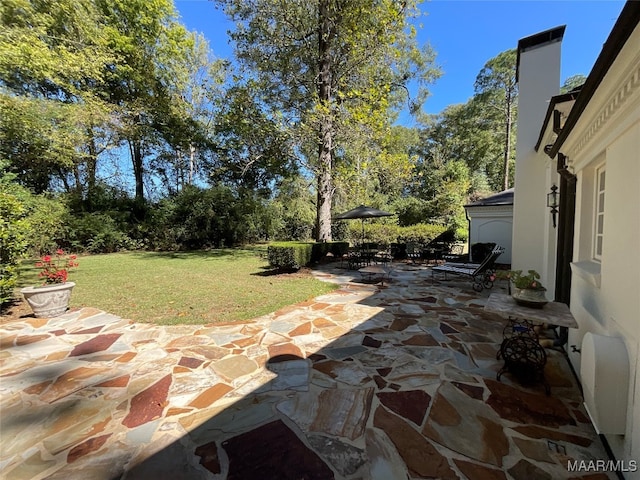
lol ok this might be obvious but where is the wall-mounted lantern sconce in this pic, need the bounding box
[547,184,559,228]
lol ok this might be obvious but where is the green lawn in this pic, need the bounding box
[17,248,339,325]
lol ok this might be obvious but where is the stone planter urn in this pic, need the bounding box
[21,282,75,318]
[512,285,548,308]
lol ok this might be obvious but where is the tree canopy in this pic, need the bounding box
[560,74,587,93]
[2,1,553,261]
[1,0,228,210]
[473,48,518,191]
[215,0,440,240]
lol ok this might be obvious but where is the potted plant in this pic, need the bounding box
[498,269,548,308]
[21,249,79,318]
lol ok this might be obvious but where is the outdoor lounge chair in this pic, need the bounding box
[431,245,505,292]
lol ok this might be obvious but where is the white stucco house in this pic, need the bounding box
[511,2,639,475]
[464,189,513,264]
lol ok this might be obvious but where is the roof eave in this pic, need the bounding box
[547,1,640,158]
[534,91,581,152]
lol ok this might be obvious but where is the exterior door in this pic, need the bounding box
[554,172,577,305]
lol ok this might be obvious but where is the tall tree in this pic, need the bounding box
[2,0,239,222]
[0,0,114,193]
[95,0,198,210]
[411,115,473,228]
[0,0,112,99]
[215,0,439,240]
[150,35,228,195]
[473,49,518,191]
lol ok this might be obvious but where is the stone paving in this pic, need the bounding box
[0,262,614,479]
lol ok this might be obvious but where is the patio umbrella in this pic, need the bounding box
[333,205,394,245]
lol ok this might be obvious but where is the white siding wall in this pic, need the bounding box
[564,25,640,473]
[467,207,513,264]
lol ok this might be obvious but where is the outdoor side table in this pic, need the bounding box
[484,293,578,330]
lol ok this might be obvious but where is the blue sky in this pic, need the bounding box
[175,0,625,126]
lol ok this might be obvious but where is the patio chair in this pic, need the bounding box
[422,229,456,264]
[346,248,369,270]
[406,243,423,264]
[431,245,505,292]
[374,245,392,265]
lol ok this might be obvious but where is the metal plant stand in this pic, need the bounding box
[485,293,579,396]
[497,318,550,395]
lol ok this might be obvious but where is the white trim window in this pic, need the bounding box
[593,165,605,261]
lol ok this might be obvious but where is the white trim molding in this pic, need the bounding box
[572,61,640,158]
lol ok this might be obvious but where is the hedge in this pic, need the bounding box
[267,241,349,270]
[267,242,312,270]
[346,222,450,246]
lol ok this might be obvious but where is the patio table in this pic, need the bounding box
[358,265,392,285]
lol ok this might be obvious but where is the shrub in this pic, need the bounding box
[455,227,469,242]
[271,177,316,241]
[268,241,353,270]
[22,194,69,256]
[354,222,447,246]
[234,194,281,244]
[330,221,348,241]
[345,221,399,246]
[66,212,133,253]
[397,223,448,243]
[267,242,314,270]
[393,196,431,227]
[0,184,31,304]
[149,185,236,249]
[148,185,281,250]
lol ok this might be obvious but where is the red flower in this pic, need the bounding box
[34,250,79,285]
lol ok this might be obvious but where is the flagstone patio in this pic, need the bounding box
[0,262,614,479]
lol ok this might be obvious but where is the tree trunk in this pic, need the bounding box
[316,0,333,241]
[176,149,185,192]
[128,138,146,219]
[189,143,196,185]
[130,140,144,202]
[85,130,98,210]
[317,118,333,241]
